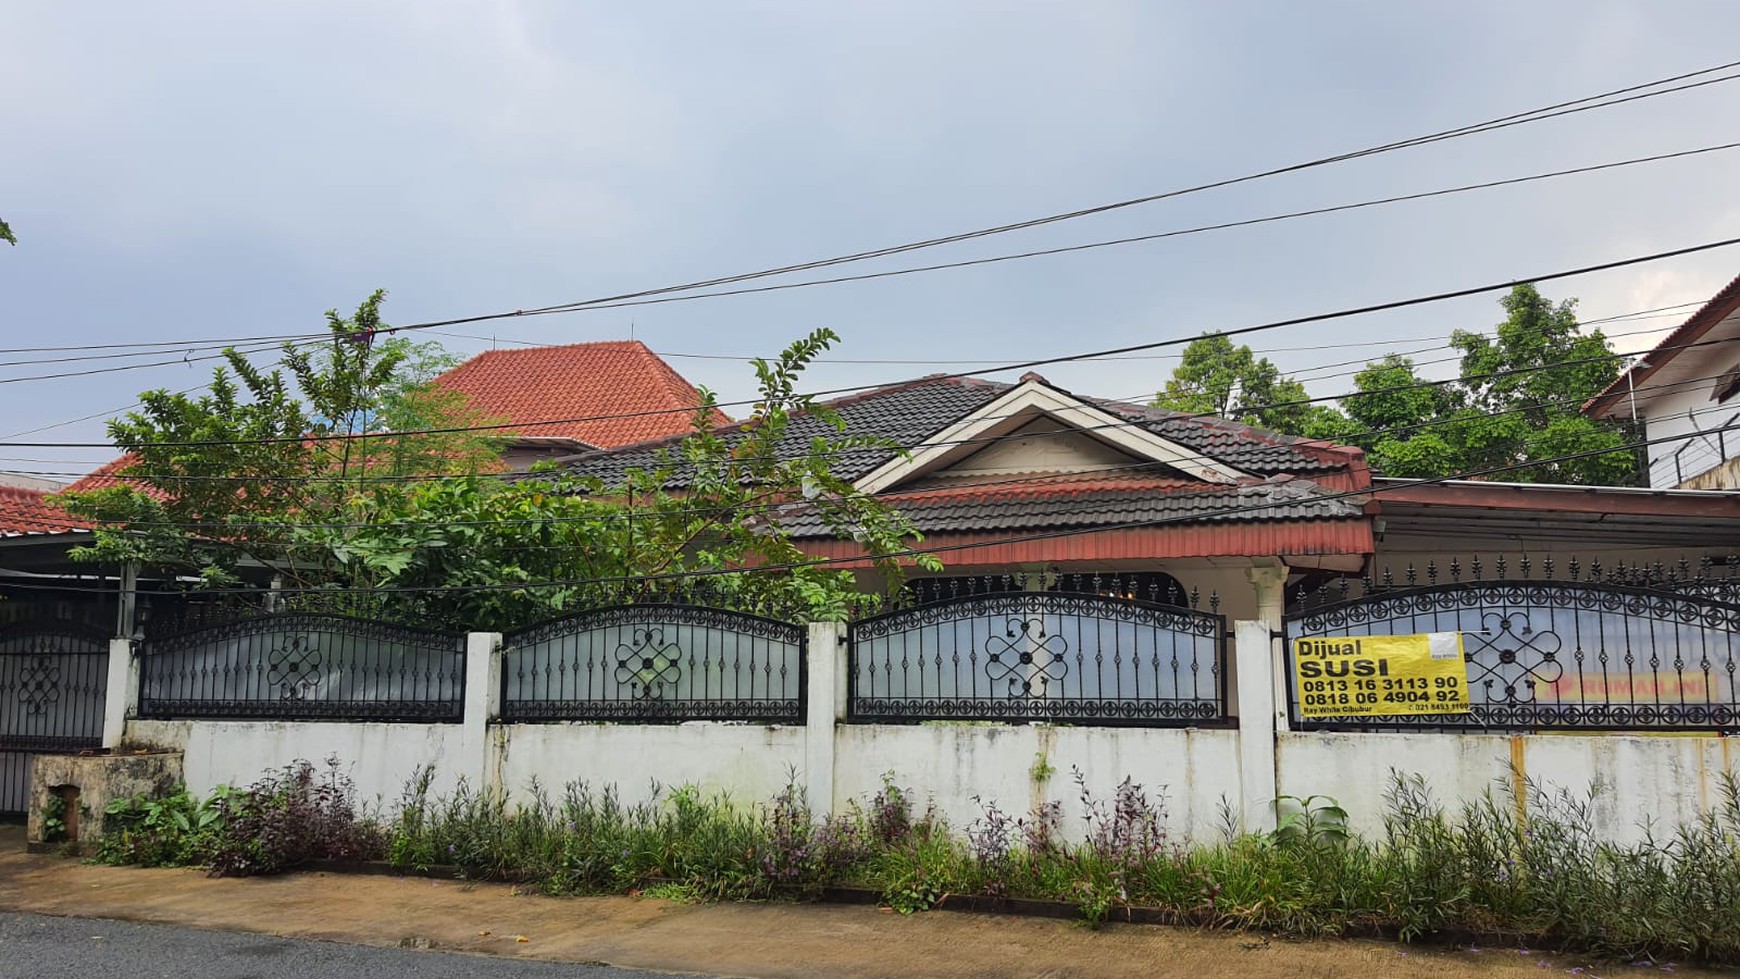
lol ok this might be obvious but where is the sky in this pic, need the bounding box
[3,0,1739,482]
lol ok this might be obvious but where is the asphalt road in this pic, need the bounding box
[0,911,699,979]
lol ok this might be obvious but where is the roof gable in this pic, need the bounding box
[1585,270,1740,418]
[855,375,1247,494]
[433,340,727,448]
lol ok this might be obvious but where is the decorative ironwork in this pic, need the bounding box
[849,579,1227,726]
[502,604,806,723]
[138,614,465,722]
[1285,557,1740,732]
[0,624,110,814]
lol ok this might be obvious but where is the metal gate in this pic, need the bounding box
[0,624,110,815]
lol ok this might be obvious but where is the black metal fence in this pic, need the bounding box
[848,577,1227,726]
[139,614,466,722]
[0,623,111,815]
[1285,557,1740,732]
[501,605,806,723]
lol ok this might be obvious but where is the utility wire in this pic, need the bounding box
[3,63,1735,360]
[10,232,1736,450]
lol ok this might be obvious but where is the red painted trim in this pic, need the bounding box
[800,520,1375,569]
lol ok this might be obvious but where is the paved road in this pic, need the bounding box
[0,911,698,979]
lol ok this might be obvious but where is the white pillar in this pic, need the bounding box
[1232,619,1278,833]
[101,638,138,748]
[1246,564,1289,734]
[461,632,502,794]
[805,620,845,818]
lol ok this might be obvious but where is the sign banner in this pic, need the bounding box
[1292,632,1470,717]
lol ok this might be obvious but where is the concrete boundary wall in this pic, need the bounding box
[112,621,1740,843]
[1278,731,1740,845]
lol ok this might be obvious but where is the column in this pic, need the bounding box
[1238,563,1289,833]
[101,638,139,748]
[462,632,503,794]
[805,620,845,818]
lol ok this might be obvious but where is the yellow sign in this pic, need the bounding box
[1292,633,1470,717]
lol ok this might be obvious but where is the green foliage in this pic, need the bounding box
[1153,334,1336,435]
[57,291,506,583]
[0,217,14,245]
[1156,285,1639,485]
[267,328,939,628]
[59,316,934,628]
[97,757,1740,963]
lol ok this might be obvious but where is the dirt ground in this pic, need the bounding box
[0,826,1708,979]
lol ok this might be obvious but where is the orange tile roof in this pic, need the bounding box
[61,453,145,496]
[0,486,90,537]
[433,340,728,448]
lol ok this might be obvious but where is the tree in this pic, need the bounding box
[275,328,942,629]
[57,291,506,582]
[1152,334,1330,434]
[60,313,937,628]
[1304,285,1636,484]
[0,218,14,245]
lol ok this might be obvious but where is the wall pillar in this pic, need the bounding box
[805,620,845,818]
[1246,564,1289,734]
[462,632,502,794]
[1232,620,1277,832]
[101,638,138,749]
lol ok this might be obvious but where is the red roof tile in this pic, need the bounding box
[61,453,146,496]
[433,341,728,448]
[1584,270,1740,418]
[0,486,89,537]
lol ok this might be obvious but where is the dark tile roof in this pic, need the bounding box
[778,474,1362,537]
[555,374,1354,488]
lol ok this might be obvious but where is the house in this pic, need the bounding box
[432,340,729,469]
[1583,271,1740,489]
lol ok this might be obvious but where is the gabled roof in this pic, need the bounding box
[558,373,1354,488]
[0,486,89,538]
[555,373,1371,541]
[61,454,146,496]
[434,340,728,448]
[1584,270,1740,418]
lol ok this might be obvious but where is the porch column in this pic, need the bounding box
[805,620,845,818]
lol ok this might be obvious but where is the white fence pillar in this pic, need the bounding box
[101,637,138,748]
[806,620,845,817]
[1232,619,1278,833]
[1246,564,1289,735]
[462,632,502,794]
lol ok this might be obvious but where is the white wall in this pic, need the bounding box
[127,718,469,809]
[491,722,806,807]
[1277,731,1740,845]
[834,723,1243,843]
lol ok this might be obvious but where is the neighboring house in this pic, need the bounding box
[0,485,106,626]
[433,340,729,468]
[1584,271,1740,490]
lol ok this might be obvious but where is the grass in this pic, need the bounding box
[92,761,1740,965]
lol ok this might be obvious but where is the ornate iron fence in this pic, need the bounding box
[1285,557,1740,731]
[0,623,111,815]
[139,614,466,722]
[501,605,806,723]
[848,579,1227,725]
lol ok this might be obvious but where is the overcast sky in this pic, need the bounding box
[4,1,1739,480]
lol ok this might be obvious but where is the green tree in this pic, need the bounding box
[0,218,14,245]
[271,328,941,628]
[1306,285,1636,483]
[57,291,505,582]
[1152,333,1328,434]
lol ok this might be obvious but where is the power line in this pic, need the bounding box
[4,63,1736,361]
[9,232,1736,450]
